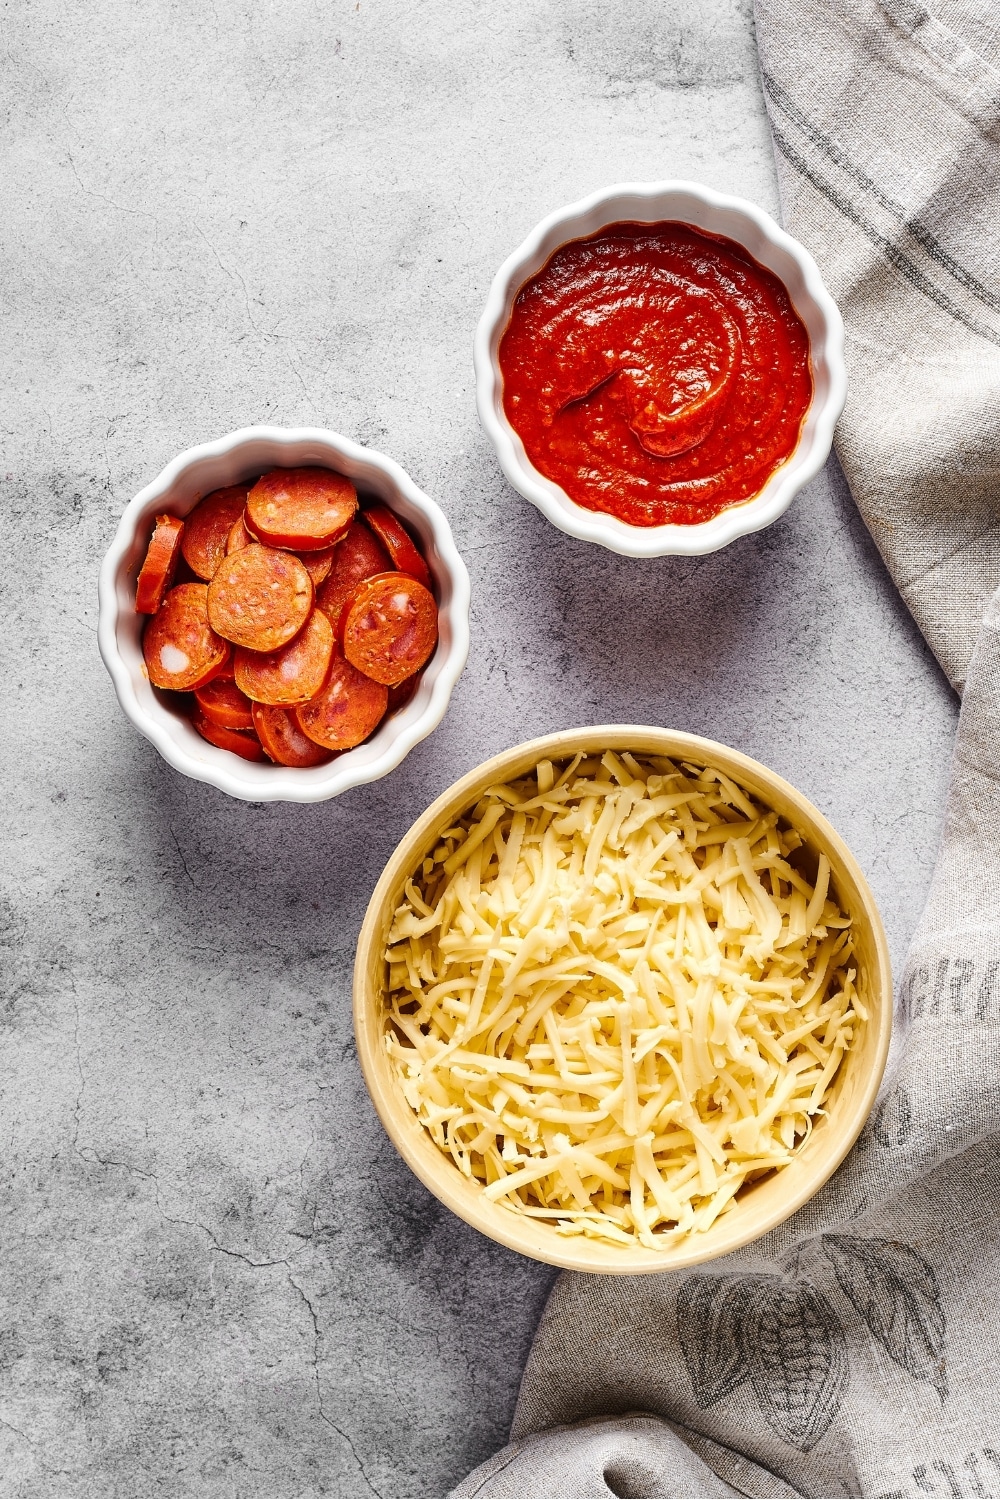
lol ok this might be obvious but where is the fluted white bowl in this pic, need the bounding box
[474,180,846,558]
[98,426,470,802]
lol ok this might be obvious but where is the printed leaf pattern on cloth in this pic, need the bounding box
[676,1236,948,1452]
[677,1273,848,1451]
[676,1276,746,1407]
[822,1235,948,1399]
[743,1278,849,1453]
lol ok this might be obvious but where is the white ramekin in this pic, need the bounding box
[474,181,846,558]
[98,426,471,803]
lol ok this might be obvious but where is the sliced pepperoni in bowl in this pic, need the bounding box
[247,467,358,551]
[103,432,468,798]
[316,521,392,632]
[207,544,314,652]
[386,673,422,716]
[143,583,231,691]
[252,702,335,767]
[298,546,337,587]
[361,505,433,590]
[295,649,389,750]
[181,486,249,580]
[136,514,185,614]
[192,712,267,761]
[340,572,439,687]
[226,516,253,555]
[234,608,334,706]
[194,675,256,731]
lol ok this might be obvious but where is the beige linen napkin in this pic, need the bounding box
[758,0,1000,694]
[452,2,1000,1494]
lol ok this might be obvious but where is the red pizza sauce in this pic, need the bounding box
[498,221,813,527]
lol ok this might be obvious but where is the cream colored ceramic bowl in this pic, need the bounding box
[354,726,891,1274]
[98,426,470,803]
[474,181,846,558]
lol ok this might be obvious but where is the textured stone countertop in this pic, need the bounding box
[1,0,957,1494]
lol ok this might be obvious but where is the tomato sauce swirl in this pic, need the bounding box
[498,222,813,527]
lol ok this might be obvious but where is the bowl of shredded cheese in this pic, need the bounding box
[354,728,891,1272]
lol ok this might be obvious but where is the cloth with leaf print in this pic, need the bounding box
[452,0,1000,1496]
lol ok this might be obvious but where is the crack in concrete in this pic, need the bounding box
[193,222,262,337]
[70,1141,298,1271]
[71,988,85,1155]
[66,153,156,223]
[169,826,198,892]
[0,1414,35,1449]
[287,1272,378,1497]
[282,350,317,414]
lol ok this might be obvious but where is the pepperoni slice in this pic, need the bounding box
[361,506,432,589]
[212,652,236,680]
[226,516,252,554]
[246,467,358,551]
[295,649,388,749]
[315,520,391,631]
[143,583,230,690]
[298,546,336,587]
[387,673,421,715]
[340,571,438,686]
[187,660,231,690]
[194,676,255,731]
[185,648,234,690]
[227,513,332,583]
[207,544,313,651]
[136,514,185,613]
[252,702,334,767]
[180,487,249,580]
[192,713,266,761]
[234,608,334,705]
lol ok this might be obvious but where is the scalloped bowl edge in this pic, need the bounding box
[97,426,471,803]
[474,181,847,558]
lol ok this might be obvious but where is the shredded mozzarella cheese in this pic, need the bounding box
[383,752,865,1249]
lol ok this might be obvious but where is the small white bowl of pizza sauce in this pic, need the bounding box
[98,426,470,803]
[474,180,846,558]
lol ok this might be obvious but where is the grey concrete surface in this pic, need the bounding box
[0,0,958,1495]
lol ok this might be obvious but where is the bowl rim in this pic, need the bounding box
[97,424,471,803]
[354,725,892,1274]
[473,179,847,558]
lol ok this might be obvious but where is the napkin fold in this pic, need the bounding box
[452,1,1000,1494]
